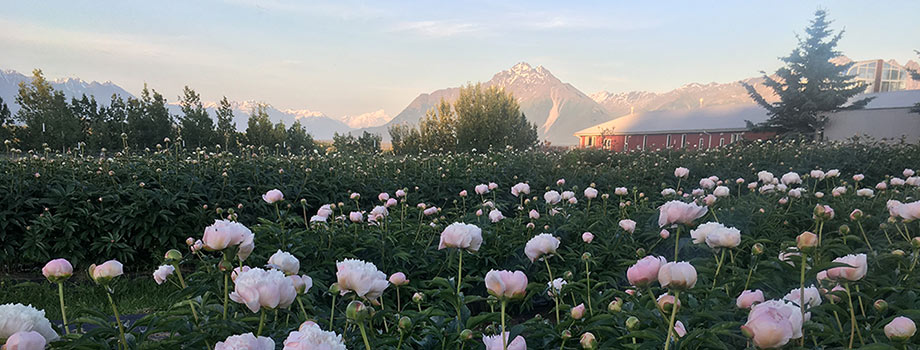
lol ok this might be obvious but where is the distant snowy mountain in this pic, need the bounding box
[338,109,392,128]
[0,69,135,115]
[0,68,350,140]
[589,78,778,118]
[367,62,612,145]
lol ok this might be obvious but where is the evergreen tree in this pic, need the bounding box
[215,96,237,148]
[743,10,870,138]
[0,96,12,142]
[0,96,10,126]
[285,120,315,152]
[70,94,101,149]
[178,86,216,148]
[15,69,82,150]
[244,103,276,147]
[103,94,129,150]
[126,85,175,148]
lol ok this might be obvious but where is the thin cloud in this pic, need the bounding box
[390,20,482,38]
[222,0,391,20]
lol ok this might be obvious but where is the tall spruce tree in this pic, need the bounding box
[178,86,216,148]
[0,96,10,126]
[244,103,276,147]
[126,85,175,148]
[743,10,870,138]
[215,96,237,148]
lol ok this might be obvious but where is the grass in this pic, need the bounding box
[0,275,174,321]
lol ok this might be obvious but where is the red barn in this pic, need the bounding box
[574,105,775,151]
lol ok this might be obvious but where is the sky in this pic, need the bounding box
[1,0,918,119]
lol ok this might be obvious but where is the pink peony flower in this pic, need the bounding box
[2,331,47,350]
[627,255,667,287]
[884,316,917,341]
[619,219,637,233]
[482,332,526,350]
[658,200,708,227]
[388,272,409,286]
[524,233,560,262]
[658,261,697,290]
[438,223,483,252]
[42,259,73,282]
[215,333,275,350]
[736,290,765,309]
[826,254,867,281]
[335,259,389,300]
[262,189,284,204]
[581,232,594,243]
[229,268,297,312]
[484,270,528,300]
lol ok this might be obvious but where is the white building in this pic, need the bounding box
[824,90,920,143]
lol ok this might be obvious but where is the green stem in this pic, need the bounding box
[856,221,873,252]
[297,297,308,322]
[223,273,229,320]
[396,287,402,313]
[58,282,69,334]
[107,292,128,350]
[457,251,463,295]
[711,249,727,290]
[743,255,758,290]
[673,226,681,261]
[329,293,337,329]
[845,283,856,349]
[663,291,680,350]
[358,322,372,350]
[501,299,508,350]
[799,251,807,346]
[585,258,593,316]
[257,309,266,337]
[544,257,558,323]
[173,263,187,289]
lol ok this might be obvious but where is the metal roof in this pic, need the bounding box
[575,90,920,136]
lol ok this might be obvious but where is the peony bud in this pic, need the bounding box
[874,299,888,312]
[580,332,597,349]
[752,243,765,255]
[571,303,586,320]
[165,249,183,261]
[796,232,818,251]
[459,329,473,341]
[626,316,640,330]
[412,292,425,304]
[561,329,573,340]
[399,316,413,332]
[346,300,368,321]
[608,298,623,313]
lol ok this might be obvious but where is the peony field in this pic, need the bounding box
[2,139,920,349]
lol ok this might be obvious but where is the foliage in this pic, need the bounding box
[744,10,871,138]
[178,86,217,148]
[332,131,381,154]
[389,84,538,155]
[4,139,920,349]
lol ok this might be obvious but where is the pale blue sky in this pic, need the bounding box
[1,0,918,118]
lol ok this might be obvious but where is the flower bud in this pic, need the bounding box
[635,248,646,257]
[164,249,183,261]
[459,329,473,341]
[398,316,413,332]
[839,224,850,235]
[912,237,920,249]
[893,249,906,256]
[563,271,574,280]
[581,252,592,262]
[874,299,888,313]
[346,300,368,321]
[796,232,818,251]
[561,329,572,340]
[328,283,341,295]
[580,332,597,350]
[218,260,233,272]
[608,298,622,313]
[625,316,639,330]
[752,243,765,255]
[412,292,425,304]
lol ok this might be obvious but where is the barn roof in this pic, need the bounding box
[574,104,770,136]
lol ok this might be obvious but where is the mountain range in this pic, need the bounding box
[3,56,917,144]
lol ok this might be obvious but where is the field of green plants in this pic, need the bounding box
[2,139,920,349]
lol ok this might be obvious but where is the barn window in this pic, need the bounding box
[698,137,704,149]
[642,135,647,149]
[666,135,671,148]
[680,134,686,148]
[603,139,611,149]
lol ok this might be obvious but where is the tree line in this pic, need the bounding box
[0,70,321,153]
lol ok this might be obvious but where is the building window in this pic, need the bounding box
[603,139,611,149]
[586,137,594,147]
[698,138,704,149]
[666,134,671,148]
[624,137,629,150]
[680,134,686,148]
[719,135,725,147]
[847,60,909,93]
